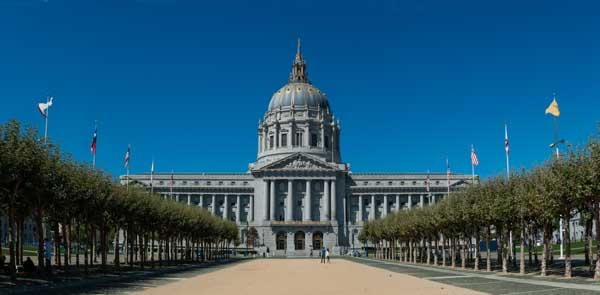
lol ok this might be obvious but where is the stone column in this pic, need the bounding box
[420,194,424,208]
[370,195,375,220]
[304,180,312,221]
[331,180,337,221]
[212,194,216,215]
[270,180,276,221]
[383,195,388,217]
[395,195,400,211]
[249,195,254,222]
[286,180,293,221]
[236,195,241,223]
[199,195,204,208]
[322,180,330,221]
[176,194,180,203]
[224,195,229,220]
[358,195,363,222]
[187,194,191,206]
[407,195,412,209]
[432,194,436,204]
[264,180,270,221]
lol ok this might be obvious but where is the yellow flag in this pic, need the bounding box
[545,98,560,117]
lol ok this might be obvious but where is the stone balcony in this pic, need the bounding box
[270,220,331,226]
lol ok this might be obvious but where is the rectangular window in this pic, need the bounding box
[311,134,318,147]
[281,133,287,147]
[269,135,274,149]
[295,132,303,146]
[324,135,330,149]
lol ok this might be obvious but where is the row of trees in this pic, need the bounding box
[0,119,239,280]
[360,135,600,279]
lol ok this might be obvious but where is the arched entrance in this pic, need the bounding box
[276,232,287,250]
[294,231,305,250]
[312,231,323,250]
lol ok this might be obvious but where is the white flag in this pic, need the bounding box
[37,97,53,118]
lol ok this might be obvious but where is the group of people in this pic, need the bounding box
[319,247,331,263]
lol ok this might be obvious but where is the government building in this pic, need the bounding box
[123,40,475,257]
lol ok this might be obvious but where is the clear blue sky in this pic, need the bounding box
[1,0,599,180]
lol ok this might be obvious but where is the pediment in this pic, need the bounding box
[261,153,336,171]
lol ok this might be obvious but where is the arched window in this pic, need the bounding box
[276,232,287,250]
[294,231,305,250]
[312,231,323,250]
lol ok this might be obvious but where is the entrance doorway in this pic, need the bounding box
[312,231,323,250]
[276,232,287,250]
[294,231,305,250]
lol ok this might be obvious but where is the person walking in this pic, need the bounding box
[320,247,326,263]
[326,248,330,263]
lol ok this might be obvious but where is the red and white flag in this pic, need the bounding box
[90,127,97,156]
[471,145,479,166]
[124,145,130,168]
[505,123,510,155]
[37,97,53,118]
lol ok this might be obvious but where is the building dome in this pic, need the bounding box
[267,38,330,112]
[268,82,329,111]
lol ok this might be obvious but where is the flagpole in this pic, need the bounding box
[44,96,49,145]
[471,145,475,184]
[552,98,563,259]
[126,166,130,192]
[150,158,154,196]
[505,123,510,181]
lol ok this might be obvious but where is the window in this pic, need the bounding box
[436,181,440,185]
[311,134,318,147]
[412,181,417,185]
[324,135,330,148]
[400,181,405,185]
[159,181,164,185]
[276,232,286,250]
[206,181,211,185]
[269,135,274,149]
[218,181,223,185]
[281,133,287,147]
[295,132,303,146]
[182,181,187,185]
[231,181,236,185]
[388,181,393,185]
[313,232,323,249]
[363,181,368,185]
[194,181,199,185]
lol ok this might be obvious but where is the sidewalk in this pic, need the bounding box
[348,257,600,295]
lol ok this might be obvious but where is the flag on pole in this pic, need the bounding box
[124,145,130,168]
[90,127,97,156]
[151,159,155,175]
[37,97,53,118]
[505,123,510,155]
[471,145,479,166]
[545,97,560,117]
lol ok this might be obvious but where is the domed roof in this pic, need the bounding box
[267,38,330,112]
[268,82,329,111]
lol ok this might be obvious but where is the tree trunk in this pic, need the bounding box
[441,234,446,267]
[564,214,572,278]
[594,200,600,280]
[8,207,16,280]
[76,222,80,268]
[502,227,508,274]
[461,236,466,269]
[585,217,591,267]
[434,238,439,266]
[520,223,526,275]
[114,225,120,268]
[450,237,456,268]
[474,229,480,271]
[486,225,491,272]
[151,231,155,268]
[35,207,45,272]
[541,222,551,277]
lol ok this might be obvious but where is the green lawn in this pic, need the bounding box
[516,240,597,256]
[1,246,38,256]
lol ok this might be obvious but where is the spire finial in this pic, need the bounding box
[289,38,308,83]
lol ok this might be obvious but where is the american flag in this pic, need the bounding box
[124,145,130,168]
[471,145,479,166]
[90,127,97,156]
[505,123,510,155]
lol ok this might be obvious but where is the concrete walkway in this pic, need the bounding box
[350,257,600,295]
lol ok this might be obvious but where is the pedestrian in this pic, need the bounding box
[23,257,35,274]
[326,248,330,263]
[320,247,326,263]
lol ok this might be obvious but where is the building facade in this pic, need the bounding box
[123,40,475,257]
